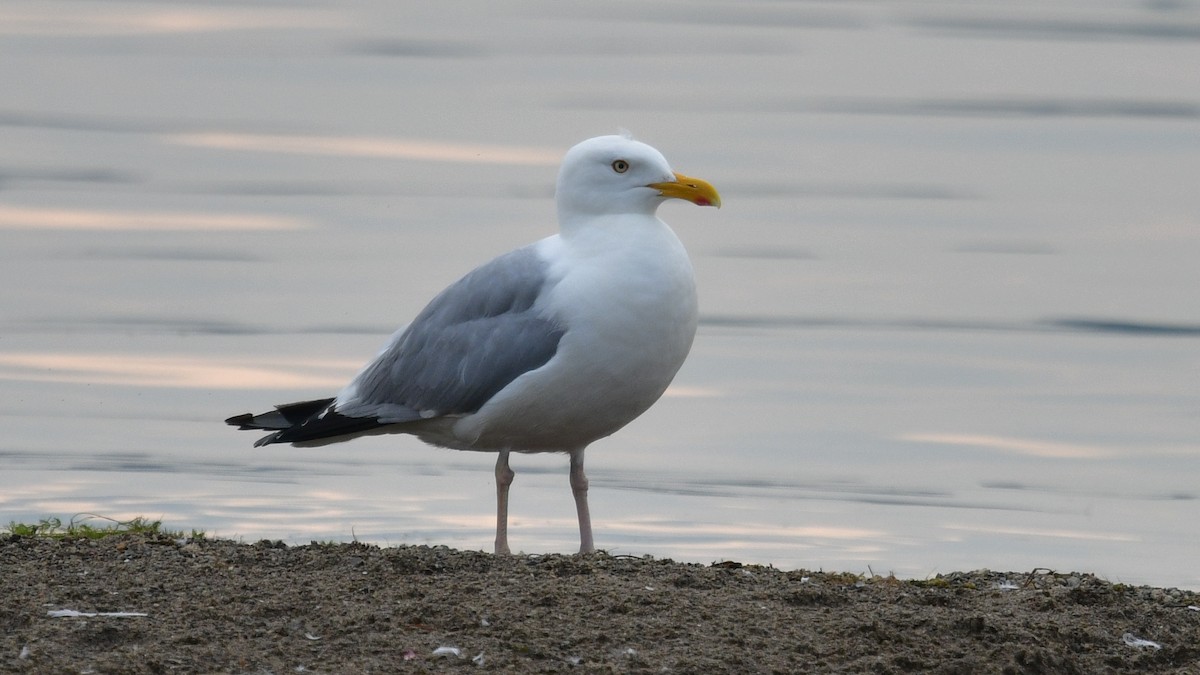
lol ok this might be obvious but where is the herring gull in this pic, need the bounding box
[226,134,720,554]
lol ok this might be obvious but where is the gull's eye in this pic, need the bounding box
[611,159,629,174]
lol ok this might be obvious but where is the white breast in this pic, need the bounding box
[452,215,698,451]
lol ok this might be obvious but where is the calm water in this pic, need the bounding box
[2,1,1198,589]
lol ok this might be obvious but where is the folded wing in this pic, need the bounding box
[226,245,565,447]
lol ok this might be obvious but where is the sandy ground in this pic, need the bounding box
[2,534,1198,673]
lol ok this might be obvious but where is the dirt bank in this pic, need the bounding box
[2,534,1197,673]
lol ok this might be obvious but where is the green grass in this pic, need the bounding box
[3,515,204,541]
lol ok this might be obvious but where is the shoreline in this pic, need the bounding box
[4,533,1198,672]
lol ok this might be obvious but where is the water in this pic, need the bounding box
[1,0,1198,589]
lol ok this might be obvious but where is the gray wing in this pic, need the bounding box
[338,244,565,422]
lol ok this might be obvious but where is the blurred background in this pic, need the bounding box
[1,0,1198,588]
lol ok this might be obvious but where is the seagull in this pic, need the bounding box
[226,134,720,554]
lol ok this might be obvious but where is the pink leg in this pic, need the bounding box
[569,448,594,553]
[494,449,514,555]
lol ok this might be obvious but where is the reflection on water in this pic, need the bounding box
[0,6,340,36]
[900,432,1118,460]
[940,523,1139,545]
[0,352,353,389]
[0,205,308,231]
[166,133,561,165]
[1,0,1198,589]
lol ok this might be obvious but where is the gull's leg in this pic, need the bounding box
[569,448,594,553]
[494,449,514,555]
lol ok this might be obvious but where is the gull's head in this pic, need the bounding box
[555,134,720,222]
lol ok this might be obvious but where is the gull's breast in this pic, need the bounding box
[452,222,698,451]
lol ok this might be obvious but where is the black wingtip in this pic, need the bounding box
[226,397,386,447]
[253,432,283,447]
[225,413,255,428]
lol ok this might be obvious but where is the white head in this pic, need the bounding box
[555,134,720,224]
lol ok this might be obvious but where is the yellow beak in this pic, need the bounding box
[647,172,721,208]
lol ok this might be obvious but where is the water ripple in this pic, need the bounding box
[701,314,1200,337]
[908,15,1200,42]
